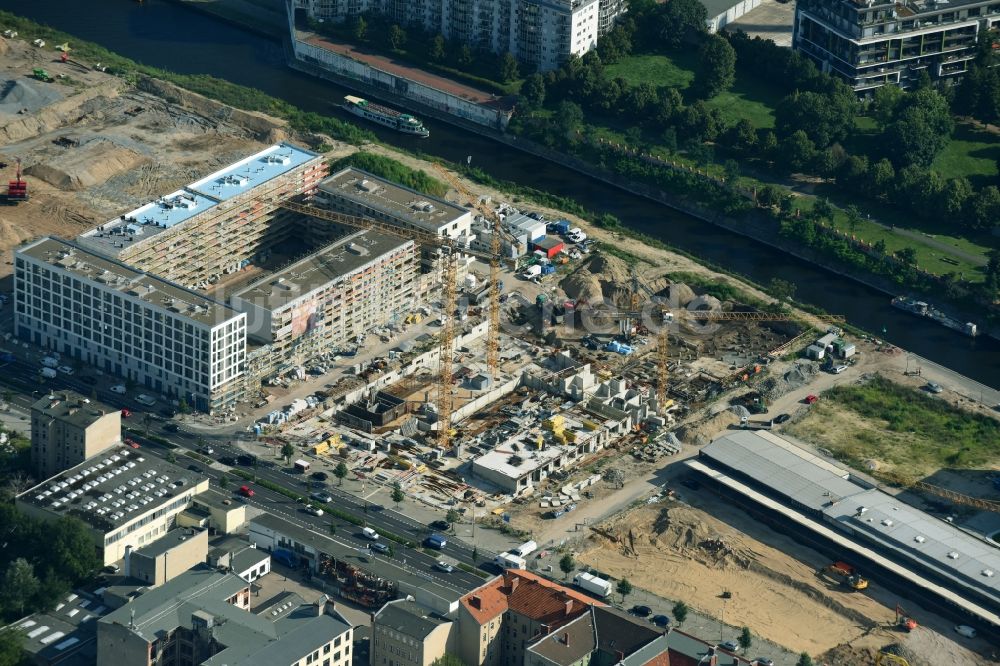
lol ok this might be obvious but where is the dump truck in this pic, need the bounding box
[573,572,612,598]
[824,562,869,590]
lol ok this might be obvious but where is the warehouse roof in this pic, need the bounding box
[18,237,240,328]
[230,229,413,311]
[31,391,117,430]
[824,488,1000,606]
[188,142,319,203]
[17,445,209,532]
[700,430,866,511]
[319,167,470,235]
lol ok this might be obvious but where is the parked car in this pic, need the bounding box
[120,408,131,418]
[370,542,390,554]
[160,407,177,418]
[772,413,791,424]
[312,471,329,481]
[110,384,126,394]
[434,560,455,573]
[754,659,774,666]
[629,605,652,617]
[125,438,140,449]
[926,381,943,394]
[136,394,156,406]
[954,625,977,639]
[237,455,255,466]
[651,614,671,627]
[57,365,74,375]
[239,485,255,498]
[103,564,120,574]
[429,519,450,531]
[220,456,236,466]
[804,394,819,404]
[719,641,739,652]
[305,505,324,517]
[201,445,214,455]
[832,364,849,374]
[568,230,587,243]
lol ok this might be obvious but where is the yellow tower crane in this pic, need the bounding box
[589,304,846,409]
[278,200,496,449]
[432,164,522,378]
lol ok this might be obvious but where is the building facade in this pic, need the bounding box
[128,527,210,587]
[15,238,247,413]
[16,446,211,566]
[294,0,626,71]
[793,0,1000,92]
[370,599,455,666]
[30,391,121,479]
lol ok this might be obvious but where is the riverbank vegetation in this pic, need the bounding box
[330,153,447,198]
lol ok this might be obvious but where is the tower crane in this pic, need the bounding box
[432,164,522,378]
[587,303,845,409]
[278,200,497,449]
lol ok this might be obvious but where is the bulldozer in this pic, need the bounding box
[32,68,53,82]
[822,561,869,591]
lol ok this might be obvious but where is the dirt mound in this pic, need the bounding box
[757,360,820,401]
[666,282,696,307]
[0,78,63,115]
[26,139,149,191]
[676,409,738,445]
[560,253,675,306]
[819,643,879,666]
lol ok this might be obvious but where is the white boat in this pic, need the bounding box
[341,95,429,137]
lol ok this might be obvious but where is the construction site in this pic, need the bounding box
[3,32,1000,666]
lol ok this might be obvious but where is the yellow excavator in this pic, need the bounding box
[876,652,910,666]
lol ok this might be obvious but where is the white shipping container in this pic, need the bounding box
[573,572,612,598]
[512,540,537,557]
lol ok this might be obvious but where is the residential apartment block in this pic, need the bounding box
[294,0,626,71]
[370,599,455,666]
[97,566,354,666]
[793,0,1000,92]
[15,237,247,413]
[16,445,210,565]
[30,390,121,479]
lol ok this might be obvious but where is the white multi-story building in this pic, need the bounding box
[295,0,625,71]
[15,238,247,412]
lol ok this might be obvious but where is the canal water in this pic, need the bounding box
[3,0,999,387]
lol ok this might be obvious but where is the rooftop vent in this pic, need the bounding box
[947,551,960,560]
[914,535,926,543]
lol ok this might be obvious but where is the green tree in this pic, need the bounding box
[521,73,546,108]
[738,626,753,653]
[883,87,954,168]
[779,130,815,172]
[166,451,177,464]
[728,118,757,155]
[177,397,191,414]
[845,204,863,234]
[389,24,407,50]
[941,177,973,218]
[768,278,796,302]
[870,158,896,198]
[896,247,918,265]
[391,481,405,507]
[0,628,22,666]
[143,413,152,436]
[559,553,576,579]
[353,15,367,41]
[329,523,337,535]
[500,52,520,82]
[430,34,446,61]
[445,509,461,529]
[281,443,295,463]
[873,239,887,255]
[966,184,1000,230]
[334,461,348,486]
[458,45,473,67]
[775,85,857,149]
[695,34,736,98]
[655,0,707,50]
[672,601,688,624]
[554,100,585,140]
[870,84,904,130]
[472,545,479,563]
[616,578,633,601]
[796,653,814,666]
[49,517,99,581]
[430,655,465,666]
[219,474,230,490]
[812,197,834,223]
[1,558,39,616]
[624,82,659,116]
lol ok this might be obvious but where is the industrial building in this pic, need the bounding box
[30,390,122,479]
[793,0,998,92]
[76,143,326,289]
[97,565,354,666]
[294,0,627,72]
[128,527,210,587]
[15,237,248,412]
[691,430,1000,629]
[230,229,416,362]
[16,446,210,566]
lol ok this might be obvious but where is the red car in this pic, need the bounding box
[804,394,819,404]
[125,438,140,449]
[239,485,255,498]
[121,408,131,418]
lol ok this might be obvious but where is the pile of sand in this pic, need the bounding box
[560,253,679,306]
[26,139,149,191]
[0,78,63,115]
[676,409,738,445]
[757,360,820,401]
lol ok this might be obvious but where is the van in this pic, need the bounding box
[521,265,542,280]
[362,527,379,540]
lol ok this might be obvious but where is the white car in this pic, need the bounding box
[57,365,74,375]
[110,384,126,394]
[926,382,943,394]
[136,394,156,406]
[832,365,849,374]
[567,230,587,243]
[954,625,977,639]
[306,505,324,517]
[434,560,455,573]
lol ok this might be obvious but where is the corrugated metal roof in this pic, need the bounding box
[701,431,865,511]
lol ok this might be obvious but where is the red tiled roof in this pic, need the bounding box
[460,579,508,625]
[459,570,604,627]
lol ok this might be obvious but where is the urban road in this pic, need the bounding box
[0,360,494,594]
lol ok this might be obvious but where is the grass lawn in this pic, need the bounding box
[932,121,1000,186]
[704,79,779,129]
[605,54,696,89]
[785,375,1000,479]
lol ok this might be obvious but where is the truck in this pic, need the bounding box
[511,540,537,558]
[40,367,57,379]
[425,533,447,550]
[362,527,379,540]
[41,356,59,368]
[521,265,542,280]
[573,572,612,598]
[494,552,527,570]
[272,548,299,568]
[294,459,310,473]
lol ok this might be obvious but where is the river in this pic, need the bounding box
[2,0,999,387]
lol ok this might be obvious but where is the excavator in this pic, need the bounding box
[895,603,918,632]
[822,561,869,591]
[876,651,910,666]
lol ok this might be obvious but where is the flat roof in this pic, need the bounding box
[700,430,866,511]
[824,488,1000,606]
[133,527,204,560]
[319,167,470,234]
[473,441,569,480]
[17,445,209,532]
[12,589,109,664]
[19,237,240,328]
[231,229,413,312]
[32,391,117,429]
[231,546,271,573]
[188,143,319,202]
[375,599,450,640]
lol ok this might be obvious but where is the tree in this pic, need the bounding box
[796,653,814,666]
[812,197,834,223]
[655,0,707,50]
[143,413,152,436]
[554,100,585,140]
[353,15,367,41]
[738,626,753,653]
[445,509,461,529]
[458,45,473,67]
[281,443,295,463]
[1,558,39,616]
[391,481,405,507]
[430,34,446,61]
[870,158,896,198]
[329,523,337,535]
[616,578,633,601]
[500,52,520,83]
[672,601,688,624]
[177,397,191,414]
[871,84,904,130]
[389,24,407,50]
[430,655,465,666]
[779,130,816,172]
[695,34,736,98]
[775,85,857,149]
[219,474,230,490]
[873,239,887,255]
[624,82,659,117]
[334,461,348,486]
[0,628,22,666]
[966,185,1000,230]
[559,553,576,579]
[521,73,546,108]
[768,278,796,302]
[166,451,177,464]
[728,118,757,155]
[845,204,863,234]
[896,247,918,265]
[49,517,98,581]
[883,88,954,168]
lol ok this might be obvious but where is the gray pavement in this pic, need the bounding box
[725,0,796,48]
